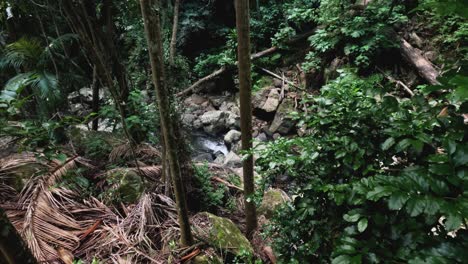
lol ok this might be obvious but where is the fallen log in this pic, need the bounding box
[399,37,441,85]
[177,30,315,97]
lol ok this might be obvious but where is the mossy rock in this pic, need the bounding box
[258,188,290,219]
[193,253,223,264]
[193,212,253,256]
[68,128,121,159]
[105,170,145,204]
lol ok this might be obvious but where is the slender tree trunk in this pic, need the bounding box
[169,0,180,65]
[140,0,193,246]
[91,66,100,131]
[235,0,257,238]
[0,209,37,264]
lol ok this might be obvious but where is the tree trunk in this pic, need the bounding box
[140,0,193,246]
[0,208,37,264]
[169,0,180,65]
[399,37,440,85]
[91,66,100,131]
[235,0,257,238]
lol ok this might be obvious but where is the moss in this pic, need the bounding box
[196,212,253,256]
[258,189,290,219]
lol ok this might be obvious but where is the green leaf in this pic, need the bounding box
[332,255,352,264]
[396,139,412,152]
[388,192,409,210]
[453,145,468,167]
[405,198,425,217]
[445,214,462,231]
[357,218,368,233]
[381,137,395,151]
[343,212,361,223]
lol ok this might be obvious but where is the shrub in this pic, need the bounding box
[257,70,468,263]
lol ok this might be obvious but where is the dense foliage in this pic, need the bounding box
[258,70,467,262]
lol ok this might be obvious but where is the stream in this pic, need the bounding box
[191,131,228,158]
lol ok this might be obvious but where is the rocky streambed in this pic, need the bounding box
[182,76,301,167]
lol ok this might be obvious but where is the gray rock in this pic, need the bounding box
[224,151,242,168]
[262,89,281,112]
[256,132,268,142]
[269,98,296,135]
[226,112,240,129]
[193,153,214,162]
[273,78,283,88]
[200,111,226,125]
[224,130,242,144]
[182,113,197,126]
[273,133,281,140]
[193,119,203,129]
[184,94,207,105]
[213,154,225,164]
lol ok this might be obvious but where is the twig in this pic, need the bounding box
[176,29,316,97]
[79,220,102,241]
[212,176,243,192]
[258,67,305,91]
[377,67,414,97]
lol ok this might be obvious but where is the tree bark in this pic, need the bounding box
[169,0,181,65]
[0,208,37,264]
[235,0,257,238]
[399,37,440,85]
[91,66,100,131]
[140,0,193,246]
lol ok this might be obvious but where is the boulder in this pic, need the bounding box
[193,212,253,256]
[184,94,208,105]
[181,113,197,127]
[269,98,296,135]
[200,111,226,125]
[193,153,214,162]
[253,86,282,121]
[106,170,145,204]
[200,111,228,134]
[224,151,242,168]
[224,130,242,145]
[226,112,240,129]
[262,89,281,112]
[258,188,291,218]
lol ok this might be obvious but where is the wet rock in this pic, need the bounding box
[224,130,242,145]
[258,188,291,219]
[269,98,296,135]
[224,151,242,168]
[193,212,253,256]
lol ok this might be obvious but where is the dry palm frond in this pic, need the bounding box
[6,156,92,263]
[109,143,161,163]
[0,183,17,203]
[0,152,44,177]
[77,193,177,263]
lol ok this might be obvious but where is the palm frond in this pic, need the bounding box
[42,33,78,60]
[6,156,92,262]
[0,72,36,104]
[109,143,161,163]
[30,71,59,100]
[0,38,43,70]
